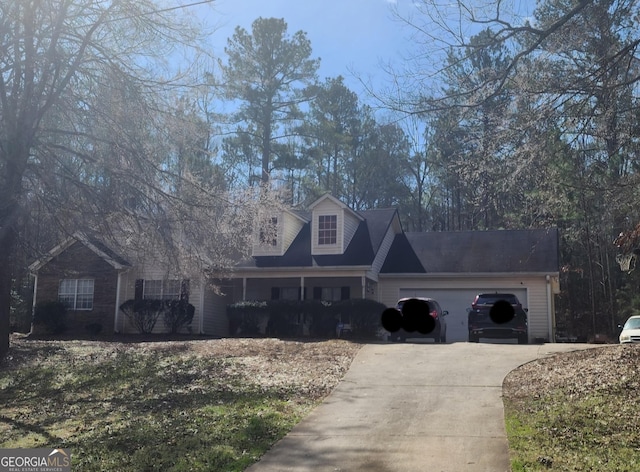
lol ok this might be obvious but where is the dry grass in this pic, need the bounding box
[0,336,362,471]
[503,344,640,471]
[5,336,639,471]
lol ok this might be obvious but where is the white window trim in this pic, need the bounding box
[143,279,181,300]
[59,279,95,311]
[318,214,338,246]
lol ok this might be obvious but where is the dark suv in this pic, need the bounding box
[467,293,528,344]
[390,297,448,343]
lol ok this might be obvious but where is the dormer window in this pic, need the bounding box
[318,215,337,245]
[259,217,278,247]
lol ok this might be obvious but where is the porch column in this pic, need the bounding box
[30,274,38,334]
[300,276,305,300]
[361,275,366,299]
[546,275,554,343]
[114,271,123,333]
[242,277,247,301]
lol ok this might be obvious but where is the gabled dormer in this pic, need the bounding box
[252,208,308,257]
[309,194,365,256]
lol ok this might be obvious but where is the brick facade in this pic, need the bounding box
[36,241,119,335]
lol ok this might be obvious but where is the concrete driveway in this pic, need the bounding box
[246,341,600,472]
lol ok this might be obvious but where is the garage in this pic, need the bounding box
[398,288,528,343]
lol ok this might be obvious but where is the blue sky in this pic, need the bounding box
[204,0,413,95]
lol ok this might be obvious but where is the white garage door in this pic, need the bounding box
[398,288,528,343]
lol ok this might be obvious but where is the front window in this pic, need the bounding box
[280,287,300,300]
[318,215,337,245]
[59,279,94,310]
[143,280,181,300]
[259,217,278,247]
[143,280,163,299]
[321,287,342,301]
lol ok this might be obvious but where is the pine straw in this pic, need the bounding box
[503,344,640,471]
[504,344,640,400]
[3,336,363,401]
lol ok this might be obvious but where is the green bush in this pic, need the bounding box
[164,299,195,334]
[33,301,67,334]
[332,299,387,339]
[227,298,386,339]
[227,301,267,336]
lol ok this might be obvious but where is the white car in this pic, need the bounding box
[619,315,640,344]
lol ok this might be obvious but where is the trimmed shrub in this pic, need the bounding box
[332,299,387,339]
[33,301,67,334]
[85,323,103,336]
[227,301,267,336]
[164,299,195,334]
[227,298,386,339]
[120,299,164,334]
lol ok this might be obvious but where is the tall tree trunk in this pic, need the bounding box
[261,132,271,184]
[261,106,273,184]
[0,139,29,358]
[0,230,16,358]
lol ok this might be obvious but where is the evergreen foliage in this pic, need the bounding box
[33,301,67,335]
[227,299,386,339]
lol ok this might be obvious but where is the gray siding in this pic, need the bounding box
[202,285,233,336]
[371,224,396,275]
[342,210,360,250]
[117,267,205,335]
[312,199,344,255]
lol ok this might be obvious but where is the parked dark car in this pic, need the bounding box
[467,293,528,344]
[390,297,448,343]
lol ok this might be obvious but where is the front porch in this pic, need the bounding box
[227,274,379,303]
[219,272,381,338]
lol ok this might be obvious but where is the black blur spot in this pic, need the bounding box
[416,314,436,334]
[489,299,515,324]
[400,298,435,334]
[400,298,426,317]
[381,308,402,333]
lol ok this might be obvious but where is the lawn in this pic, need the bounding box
[503,344,640,471]
[4,337,639,471]
[0,337,361,471]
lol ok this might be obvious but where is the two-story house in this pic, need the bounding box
[29,193,560,342]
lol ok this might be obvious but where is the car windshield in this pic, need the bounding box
[397,299,433,311]
[476,295,518,305]
[623,318,640,330]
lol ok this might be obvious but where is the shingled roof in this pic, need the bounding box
[382,228,559,274]
[244,207,399,269]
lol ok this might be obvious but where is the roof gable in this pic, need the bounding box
[359,208,401,254]
[308,193,364,222]
[241,206,400,269]
[253,225,313,267]
[29,234,131,273]
[380,233,426,273]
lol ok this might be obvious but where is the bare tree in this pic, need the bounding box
[0,0,277,358]
[382,0,640,337]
